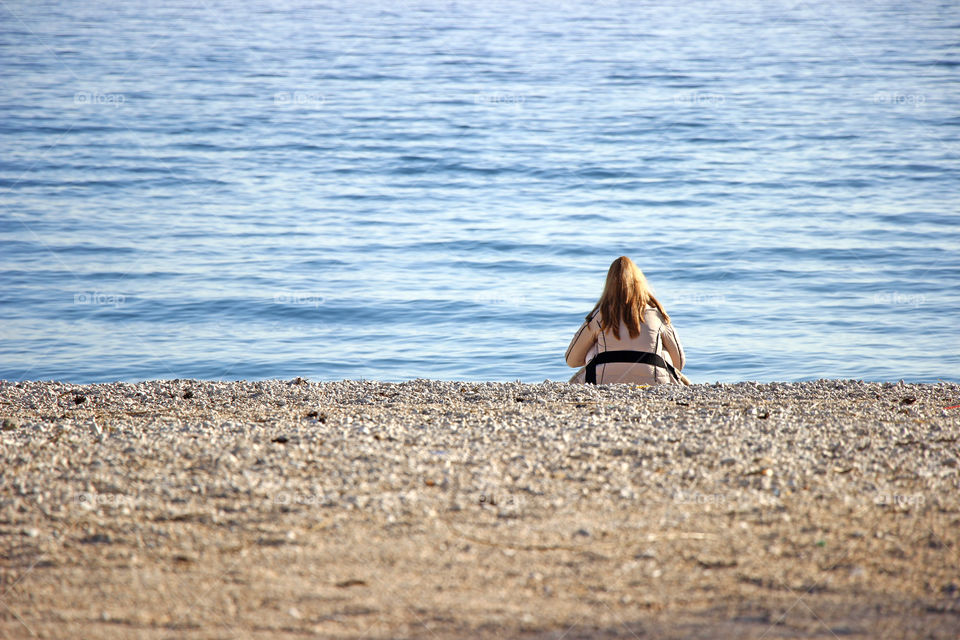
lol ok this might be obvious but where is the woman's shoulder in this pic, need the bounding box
[643,305,668,324]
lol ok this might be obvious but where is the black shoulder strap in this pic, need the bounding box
[585,350,680,385]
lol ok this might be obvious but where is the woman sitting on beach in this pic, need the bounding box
[566,256,687,385]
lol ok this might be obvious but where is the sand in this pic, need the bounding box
[1,378,959,639]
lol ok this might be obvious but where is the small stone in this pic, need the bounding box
[74,394,87,405]
[335,578,367,588]
[80,533,112,545]
[182,390,194,399]
[573,528,590,538]
[1,418,18,431]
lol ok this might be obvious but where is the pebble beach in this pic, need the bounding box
[2,378,959,639]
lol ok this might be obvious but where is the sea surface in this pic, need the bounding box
[1,0,958,384]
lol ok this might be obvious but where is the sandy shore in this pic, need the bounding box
[1,378,959,639]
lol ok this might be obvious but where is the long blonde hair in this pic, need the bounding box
[586,256,670,339]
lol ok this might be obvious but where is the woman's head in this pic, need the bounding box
[588,256,669,339]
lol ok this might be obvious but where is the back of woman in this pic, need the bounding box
[565,256,686,385]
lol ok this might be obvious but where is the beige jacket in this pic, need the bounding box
[565,308,685,385]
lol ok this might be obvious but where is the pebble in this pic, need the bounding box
[0,378,957,546]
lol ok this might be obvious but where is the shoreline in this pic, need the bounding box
[2,379,959,638]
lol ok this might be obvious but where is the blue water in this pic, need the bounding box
[1,0,958,383]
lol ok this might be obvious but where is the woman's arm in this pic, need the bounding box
[565,317,598,367]
[661,323,686,372]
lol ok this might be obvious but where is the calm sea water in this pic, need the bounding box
[1,0,958,384]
